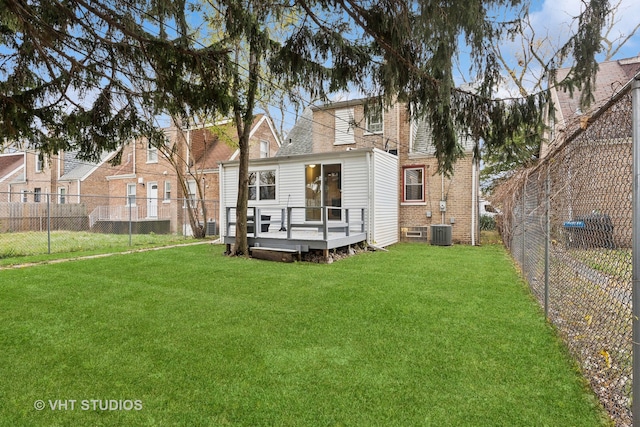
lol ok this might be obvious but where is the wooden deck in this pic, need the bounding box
[223,206,367,254]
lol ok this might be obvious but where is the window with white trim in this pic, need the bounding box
[403,166,425,203]
[365,105,383,134]
[248,170,276,201]
[260,140,269,158]
[186,180,197,207]
[58,187,66,204]
[164,181,171,201]
[127,183,136,206]
[21,190,28,203]
[35,156,43,173]
[147,142,158,163]
[33,188,41,203]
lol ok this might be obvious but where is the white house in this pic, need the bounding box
[219,147,398,255]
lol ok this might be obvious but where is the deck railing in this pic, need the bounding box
[225,206,365,240]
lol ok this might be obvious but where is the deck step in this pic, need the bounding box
[249,247,299,263]
[249,246,299,253]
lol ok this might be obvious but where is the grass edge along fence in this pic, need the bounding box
[0,192,219,264]
[492,78,640,426]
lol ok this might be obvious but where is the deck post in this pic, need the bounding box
[256,207,261,237]
[287,207,292,239]
[345,208,350,236]
[322,207,328,240]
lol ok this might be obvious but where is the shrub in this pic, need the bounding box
[480,214,496,231]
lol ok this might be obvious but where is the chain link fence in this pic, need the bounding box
[493,84,635,425]
[0,191,219,262]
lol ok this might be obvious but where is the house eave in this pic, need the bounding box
[219,147,387,168]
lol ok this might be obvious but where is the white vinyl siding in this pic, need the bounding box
[334,108,355,145]
[371,151,399,247]
[219,148,398,247]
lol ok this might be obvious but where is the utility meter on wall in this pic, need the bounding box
[439,200,447,212]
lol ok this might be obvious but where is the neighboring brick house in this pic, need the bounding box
[0,152,26,199]
[278,99,479,245]
[1,150,57,203]
[541,55,640,247]
[1,114,280,234]
[101,115,281,233]
[542,55,640,158]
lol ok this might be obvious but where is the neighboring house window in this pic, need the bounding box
[403,166,424,203]
[334,108,355,145]
[21,190,28,203]
[365,105,383,134]
[248,170,276,201]
[58,188,66,204]
[147,143,158,163]
[35,157,43,173]
[186,180,197,207]
[33,188,41,203]
[127,183,136,206]
[260,140,269,158]
[164,181,171,201]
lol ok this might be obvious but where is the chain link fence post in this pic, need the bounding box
[632,76,640,427]
[46,192,51,254]
[545,166,550,319]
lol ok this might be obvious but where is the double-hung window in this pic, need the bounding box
[403,166,425,203]
[248,170,276,201]
[365,105,383,134]
[127,183,136,206]
[33,188,41,203]
[260,140,269,158]
[147,143,158,163]
[164,181,171,201]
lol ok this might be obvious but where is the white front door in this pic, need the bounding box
[147,182,158,218]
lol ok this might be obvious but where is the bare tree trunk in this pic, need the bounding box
[232,31,260,256]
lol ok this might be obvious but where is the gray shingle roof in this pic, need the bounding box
[59,151,113,181]
[276,107,314,157]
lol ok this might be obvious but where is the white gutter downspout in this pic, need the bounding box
[441,173,445,224]
[471,155,477,246]
[366,150,373,244]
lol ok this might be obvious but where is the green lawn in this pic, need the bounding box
[0,243,609,426]
[0,230,199,266]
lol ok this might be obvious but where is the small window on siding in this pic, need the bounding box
[334,108,355,145]
[248,170,276,201]
[58,188,66,204]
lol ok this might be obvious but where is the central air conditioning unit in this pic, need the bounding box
[430,224,452,246]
